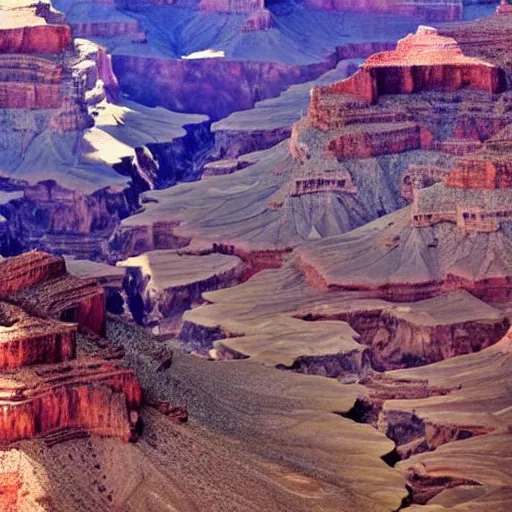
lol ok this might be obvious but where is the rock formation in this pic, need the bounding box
[240,8,273,31]
[80,0,425,120]
[118,250,245,334]
[303,0,464,21]
[199,0,264,13]
[0,251,142,445]
[0,0,209,260]
[111,24,510,272]
[0,1,72,54]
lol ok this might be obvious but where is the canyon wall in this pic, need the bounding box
[0,365,142,444]
[112,55,335,120]
[0,25,72,54]
[303,0,464,21]
[0,251,142,445]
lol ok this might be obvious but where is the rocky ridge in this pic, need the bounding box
[0,251,142,445]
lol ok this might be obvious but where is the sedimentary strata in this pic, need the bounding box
[304,0,464,21]
[0,251,142,445]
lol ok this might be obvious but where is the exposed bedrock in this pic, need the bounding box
[112,54,336,120]
[299,303,510,371]
[64,255,128,316]
[276,350,371,378]
[0,180,139,259]
[0,250,143,445]
[0,25,72,55]
[179,318,241,353]
[212,127,292,160]
[0,302,76,370]
[107,220,191,261]
[0,252,107,336]
[241,8,274,31]
[209,58,364,159]
[0,365,142,444]
[118,251,245,333]
[379,408,494,463]
[113,40,395,122]
[303,0,464,21]
[107,119,214,191]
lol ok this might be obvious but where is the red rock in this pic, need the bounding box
[0,361,142,444]
[0,302,76,370]
[311,26,505,112]
[326,123,433,159]
[155,401,188,422]
[445,153,512,189]
[0,251,142,445]
[0,2,71,55]
[0,25,72,54]
[0,251,65,298]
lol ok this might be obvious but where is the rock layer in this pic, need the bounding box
[0,251,142,445]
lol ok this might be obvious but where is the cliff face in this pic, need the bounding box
[309,26,506,126]
[0,251,142,445]
[0,1,71,55]
[445,153,512,189]
[0,363,142,444]
[303,0,463,21]
[338,307,509,371]
[119,251,245,333]
[0,25,72,54]
[291,26,510,163]
[0,54,64,109]
[0,302,76,370]
[112,55,334,120]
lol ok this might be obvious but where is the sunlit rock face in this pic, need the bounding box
[0,1,210,260]
[0,251,142,445]
[0,1,72,54]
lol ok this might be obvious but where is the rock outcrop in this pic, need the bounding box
[0,0,209,260]
[0,251,142,445]
[307,25,506,131]
[303,0,464,21]
[0,1,72,54]
[199,0,264,13]
[118,250,245,334]
[241,8,273,31]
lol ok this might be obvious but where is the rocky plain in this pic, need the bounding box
[1,0,512,511]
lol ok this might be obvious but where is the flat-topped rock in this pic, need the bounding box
[118,250,244,332]
[309,26,505,112]
[180,257,508,372]
[0,1,72,54]
[0,301,76,370]
[0,251,142,445]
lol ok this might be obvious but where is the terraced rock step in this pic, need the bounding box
[43,427,91,448]
[0,251,142,445]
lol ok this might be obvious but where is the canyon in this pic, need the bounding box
[1,0,512,511]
